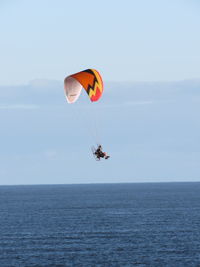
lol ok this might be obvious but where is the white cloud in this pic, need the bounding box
[0,104,39,110]
[43,150,58,160]
[75,101,154,110]
[125,100,154,106]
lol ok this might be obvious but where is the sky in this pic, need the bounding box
[0,0,200,85]
[0,0,200,185]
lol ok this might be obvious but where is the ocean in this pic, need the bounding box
[0,182,200,267]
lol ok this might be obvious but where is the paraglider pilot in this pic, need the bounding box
[94,145,110,160]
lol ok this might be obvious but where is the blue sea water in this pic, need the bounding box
[0,183,200,267]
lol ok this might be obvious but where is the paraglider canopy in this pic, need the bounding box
[64,69,104,103]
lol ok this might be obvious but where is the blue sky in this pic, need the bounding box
[1,79,200,184]
[0,0,200,85]
[0,1,200,185]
